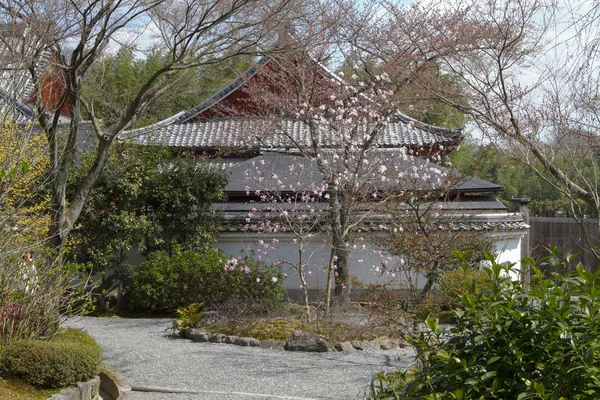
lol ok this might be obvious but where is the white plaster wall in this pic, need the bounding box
[124,230,528,291]
[216,231,527,290]
[216,234,397,292]
[491,234,523,280]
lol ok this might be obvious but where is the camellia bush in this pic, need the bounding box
[128,246,283,313]
[372,251,600,400]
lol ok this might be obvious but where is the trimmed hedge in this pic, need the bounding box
[0,328,102,389]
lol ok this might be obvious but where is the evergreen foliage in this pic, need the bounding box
[128,246,283,313]
[83,47,250,127]
[372,251,600,399]
[70,144,227,272]
[0,328,102,389]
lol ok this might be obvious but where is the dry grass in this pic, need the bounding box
[203,303,401,343]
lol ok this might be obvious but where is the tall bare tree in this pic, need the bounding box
[0,0,310,248]
[362,0,600,261]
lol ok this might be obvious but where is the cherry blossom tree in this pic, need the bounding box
[232,45,452,309]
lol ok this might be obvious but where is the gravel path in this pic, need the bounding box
[65,317,415,400]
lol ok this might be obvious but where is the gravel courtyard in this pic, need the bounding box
[65,317,415,400]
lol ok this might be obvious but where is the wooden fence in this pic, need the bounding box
[528,217,600,274]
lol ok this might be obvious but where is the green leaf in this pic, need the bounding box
[486,356,501,365]
[482,371,497,381]
[437,349,450,360]
[21,160,30,173]
[533,382,545,395]
[425,317,439,333]
[453,389,464,400]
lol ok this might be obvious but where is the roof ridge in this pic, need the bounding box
[118,110,186,140]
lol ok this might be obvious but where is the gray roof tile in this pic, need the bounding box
[121,117,461,150]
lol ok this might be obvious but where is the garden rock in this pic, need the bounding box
[376,339,401,350]
[225,335,238,344]
[351,341,381,352]
[49,376,101,400]
[285,331,335,352]
[260,340,286,351]
[209,333,227,343]
[185,329,213,342]
[335,341,356,352]
[234,337,261,347]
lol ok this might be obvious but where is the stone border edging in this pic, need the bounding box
[182,328,404,353]
[46,373,125,400]
[99,372,125,400]
[47,376,101,400]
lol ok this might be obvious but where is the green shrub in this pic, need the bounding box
[438,266,489,312]
[372,251,600,399]
[0,328,102,389]
[128,246,283,313]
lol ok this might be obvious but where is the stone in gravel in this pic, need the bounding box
[334,342,356,352]
[225,335,238,344]
[234,337,261,347]
[359,341,382,352]
[376,339,401,350]
[351,341,363,350]
[185,329,213,342]
[285,331,335,352]
[209,333,227,343]
[260,340,286,350]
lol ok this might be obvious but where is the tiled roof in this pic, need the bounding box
[173,57,271,124]
[119,56,462,151]
[215,210,528,233]
[121,117,461,150]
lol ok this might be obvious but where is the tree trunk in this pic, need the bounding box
[324,250,335,318]
[332,245,351,306]
[329,189,351,305]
